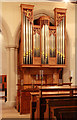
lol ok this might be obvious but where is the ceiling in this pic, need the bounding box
[48,0,77,4]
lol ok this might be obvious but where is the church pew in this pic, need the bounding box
[18,88,39,114]
[48,97,77,120]
[30,93,76,119]
[16,83,72,114]
[54,107,77,120]
[30,86,77,119]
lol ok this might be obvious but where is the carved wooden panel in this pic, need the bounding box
[33,57,41,65]
[49,58,56,65]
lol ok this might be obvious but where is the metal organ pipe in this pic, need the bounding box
[23,15,33,64]
[59,23,60,64]
[34,34,36,56]
[38,34,40,57]
[34,31,40,57]
[26,17,29,64]
[63,17,65,64]
[45,25,46,64]
[36,32,38,57]
[57,17,65,64]
[57,25,59,64]
[30,23,32,64]
[53,35,55,57]
[28,20,30,64]
[41,25,44,64]
[50,35,52,57]
[41,24,49,64]
[49,30,56,58]
[60,21,62,64]
[52,34,53,57]
[23,12,65,65]
[23,14,26,64]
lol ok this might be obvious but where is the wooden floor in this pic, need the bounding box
[1,99,30,119]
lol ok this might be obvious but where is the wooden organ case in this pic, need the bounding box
[17,4,67,114]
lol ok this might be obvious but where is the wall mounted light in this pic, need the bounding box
[64,0,69,3]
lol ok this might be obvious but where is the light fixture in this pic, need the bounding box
[64,0,69,3]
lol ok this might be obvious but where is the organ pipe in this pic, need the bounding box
[30,23,32,64]
[57,17,65,64]
[53,35,55,57]
[41,24,49,64]
[29,20,30,64]
[57,25,59,64]
[34,34,36,56]
[22,7,66,65]
[63,17,65,64]
[60,21,62,64]
[23,14,26,64]
[41,25,44,64]
[34,32,40,57]
[49,32,56,57]
[50,34,52,57]
[26,17,28,64]
[23,14,33,64]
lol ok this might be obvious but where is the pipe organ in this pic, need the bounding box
[17,4,67,115]
[20,5,66,67]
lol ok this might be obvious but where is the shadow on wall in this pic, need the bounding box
[0,16,10,75]
[34,9,54,25]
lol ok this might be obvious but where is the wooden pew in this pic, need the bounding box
[54,107,77,120]
[30,86,77,119]
[17,88,39,114]
[49,97,77,120]
[16,83,72,114]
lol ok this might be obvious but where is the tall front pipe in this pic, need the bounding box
[60,22,61,64]
[63,17,65,64]
[23,14,26,64]
[41,25,44,64]
[53,35,55,57]
[30,23,32,64]
[40,16,50,64]
[28,20,30,64]
[61,20,63,64]
[26,17,29,64]
[57,25,59,64]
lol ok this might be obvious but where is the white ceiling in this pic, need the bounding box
[0,0,77,2]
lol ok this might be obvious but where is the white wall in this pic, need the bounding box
[2,34,7,75]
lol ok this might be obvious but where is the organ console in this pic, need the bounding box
[16,4,67,114]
